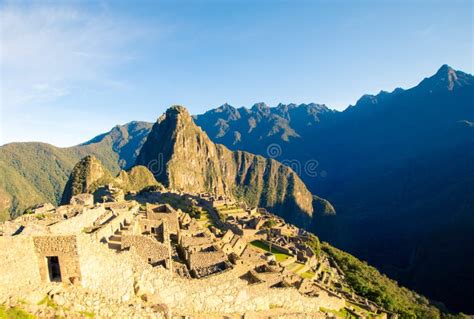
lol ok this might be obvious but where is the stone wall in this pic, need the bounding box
[188,250,227,269]
[59,235,345,314]
[122,235,171,267]
[0,236,41,297]
[93,208,134,242]
[261,239,293,255]
[50,206,105,234]
[134,264,346,315]
[33,235,81,284]
[76,234,135,301]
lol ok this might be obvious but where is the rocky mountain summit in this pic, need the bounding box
[136,105,322,227]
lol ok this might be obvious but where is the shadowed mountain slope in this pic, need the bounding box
[193,65,474,312]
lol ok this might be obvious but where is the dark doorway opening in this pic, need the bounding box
[47,256,62,282]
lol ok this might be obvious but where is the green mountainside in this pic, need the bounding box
[0,122,152,218]
[321,243,466,319]
[115,165,162,193]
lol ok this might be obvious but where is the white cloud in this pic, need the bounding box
[0,1,152,109]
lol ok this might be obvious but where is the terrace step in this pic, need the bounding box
[109,235,122,242]
[108,242,122,250]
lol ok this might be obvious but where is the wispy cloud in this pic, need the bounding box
[0,1,153,108]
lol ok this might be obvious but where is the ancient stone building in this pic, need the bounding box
[70,193,94,206]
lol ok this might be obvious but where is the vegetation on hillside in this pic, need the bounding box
[115,165,162,193]
[306,233,321,258]
[313,196,336,216]
[322,243,466,319]
[0,304,35,319]
[0,122,152,218]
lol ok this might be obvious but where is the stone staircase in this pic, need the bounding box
[107,223,130,251]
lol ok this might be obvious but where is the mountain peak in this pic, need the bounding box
[61,155,113,204]
[418,64,472,92]
[251,102,269,112]
[157,105,194,129]
[435,64,454,75]
[136,105,316,225]
[167,105,191,117]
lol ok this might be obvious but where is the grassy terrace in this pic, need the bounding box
[286,262,306,273]
[196,209,216,228]
[215,204,240,211]
[250,240,292,262]
[300,271,316,279]
[215,205,245,216]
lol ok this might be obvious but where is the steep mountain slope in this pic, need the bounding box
[136,105,322,227]
[0,121,152,217]
[193,65,474,312]
[82,121,152,169]
[61,155,115,204]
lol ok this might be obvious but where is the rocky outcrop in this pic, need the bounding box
[61,156,114,204]
[115,165,162,193]
[136,105,317,227]
[62,157,160,204]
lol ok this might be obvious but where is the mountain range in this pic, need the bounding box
[0,64,472,313]
[195,65,474,313]
[0,121,152,220]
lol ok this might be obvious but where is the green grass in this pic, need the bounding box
[286,262,305,272]
[37,296,58,310]
[0,305,35,319]
[216,205,242,212]
[78,311,95,318]
[250,240,292,262]
[300,271,316,279]
[196,209,216,228]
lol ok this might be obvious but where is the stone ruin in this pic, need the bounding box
[0,192,352,317]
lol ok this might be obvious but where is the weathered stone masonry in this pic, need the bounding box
[33,235,81,284]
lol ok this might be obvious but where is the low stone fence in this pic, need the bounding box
[261,239,293,256]
[50,206,105,234]
[280,256,297,267]
[132,258,346,315]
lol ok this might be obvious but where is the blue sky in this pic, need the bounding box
[1,0,472,146]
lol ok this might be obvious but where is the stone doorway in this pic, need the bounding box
[47,256,62,282]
